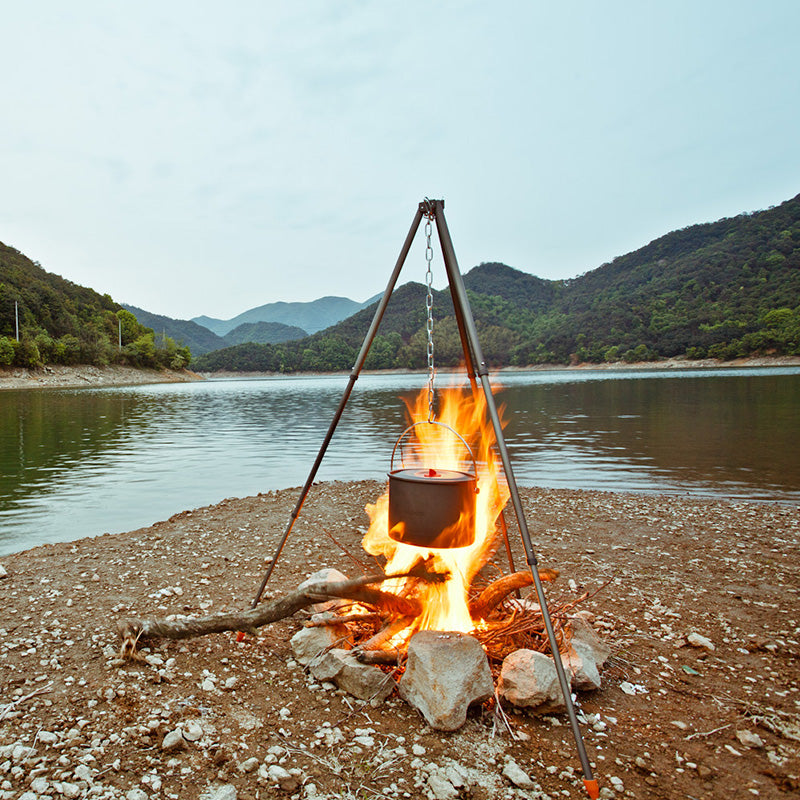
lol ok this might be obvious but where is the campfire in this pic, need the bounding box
[305,383,569,667]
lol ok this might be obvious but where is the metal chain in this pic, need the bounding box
[424,211,436,423]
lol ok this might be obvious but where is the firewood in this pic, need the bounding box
[356,615,417,651]
[469,569,559,620]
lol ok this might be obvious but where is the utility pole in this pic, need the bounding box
[15,301,19,342]
[118,317,122,351]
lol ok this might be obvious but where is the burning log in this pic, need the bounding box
[356,615,417,652]
[469,569,559,621]
[116,568,440,659]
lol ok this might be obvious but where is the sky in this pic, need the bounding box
[2,1,799,321]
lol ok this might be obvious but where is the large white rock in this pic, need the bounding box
[496,649,566,713]
[398,631,494,731]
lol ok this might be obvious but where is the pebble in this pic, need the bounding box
[162,729,186,753]
[199,784,238,800]
[687,632,715,651]
[267,764,300,792]
[736,729,765,749]
[183,720,204,742]
[502,760,534,789]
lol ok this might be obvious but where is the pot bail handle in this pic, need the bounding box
[390,420,478,480]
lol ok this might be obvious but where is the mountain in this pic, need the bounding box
[195,192,800,372]
[123,307,308,356]
[123,305,226,357]
[193,295,373,336]
[222,321,307,346]
[0,244,189,369]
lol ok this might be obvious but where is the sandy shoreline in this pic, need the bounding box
[0,481,797,799]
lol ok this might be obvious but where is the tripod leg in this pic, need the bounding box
[249,205,424,608]
[432,200,598,797]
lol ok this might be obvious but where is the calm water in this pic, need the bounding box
[1,368,799,555]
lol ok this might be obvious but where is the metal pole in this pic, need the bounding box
[432,200,599,799]
[15,301,19,342]
[249,204,425,608]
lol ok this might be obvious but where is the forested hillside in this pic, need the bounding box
[0,245,190,369]
[222,321,307,346]
[123,304,225,357]
[196,193,800,372]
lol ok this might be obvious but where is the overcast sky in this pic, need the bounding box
[2,1,799,320]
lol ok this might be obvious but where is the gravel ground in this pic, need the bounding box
[0,481,798,800]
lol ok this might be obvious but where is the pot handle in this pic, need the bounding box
[390,420,478,478]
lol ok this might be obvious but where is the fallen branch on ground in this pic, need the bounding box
[116,568,442,659]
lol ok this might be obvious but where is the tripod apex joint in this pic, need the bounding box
[420,198,443,215]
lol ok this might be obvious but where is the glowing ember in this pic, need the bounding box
[363,384,510,638]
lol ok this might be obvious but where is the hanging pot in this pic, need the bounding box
[388,422,478,549]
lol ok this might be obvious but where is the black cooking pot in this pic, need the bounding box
[387,421,478,549]
[388,467,477,548]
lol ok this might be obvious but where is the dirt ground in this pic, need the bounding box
[0,481,798,800]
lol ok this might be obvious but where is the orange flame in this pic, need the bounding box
[363,382,510,638]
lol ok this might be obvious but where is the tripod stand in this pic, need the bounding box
[249,198,599,799]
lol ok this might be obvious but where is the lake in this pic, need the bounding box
[1,367,799,556]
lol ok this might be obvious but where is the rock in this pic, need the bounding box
[568,614,611,665]
[443,762,468,789]
[290,624,351,666]
[310,649,395,702]
[563,642,602,691]
[239,756,260,773]
[398,631,494,731]
[125,789,148,800]
[0,564,7,579]
[497,649,566,713]
[182,720,204,742]
[267,764,300,792]
[687,632,715,651]
[426,771,459,799]
[736,729,765,748]
[297,568,349,613]
[199,784,238,800]
[73,764,94,783]
[30,777,49,794]
[502,760,535,789]
[162,728,186,753]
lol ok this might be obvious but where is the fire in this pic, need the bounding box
[363,382,510,638]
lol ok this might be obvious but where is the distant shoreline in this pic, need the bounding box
[2,355,798,391]
[0,364,203,391]
[198,354,800,380]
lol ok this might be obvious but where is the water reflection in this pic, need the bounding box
[1,368,798,555]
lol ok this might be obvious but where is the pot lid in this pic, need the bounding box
[389,467,475,484]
